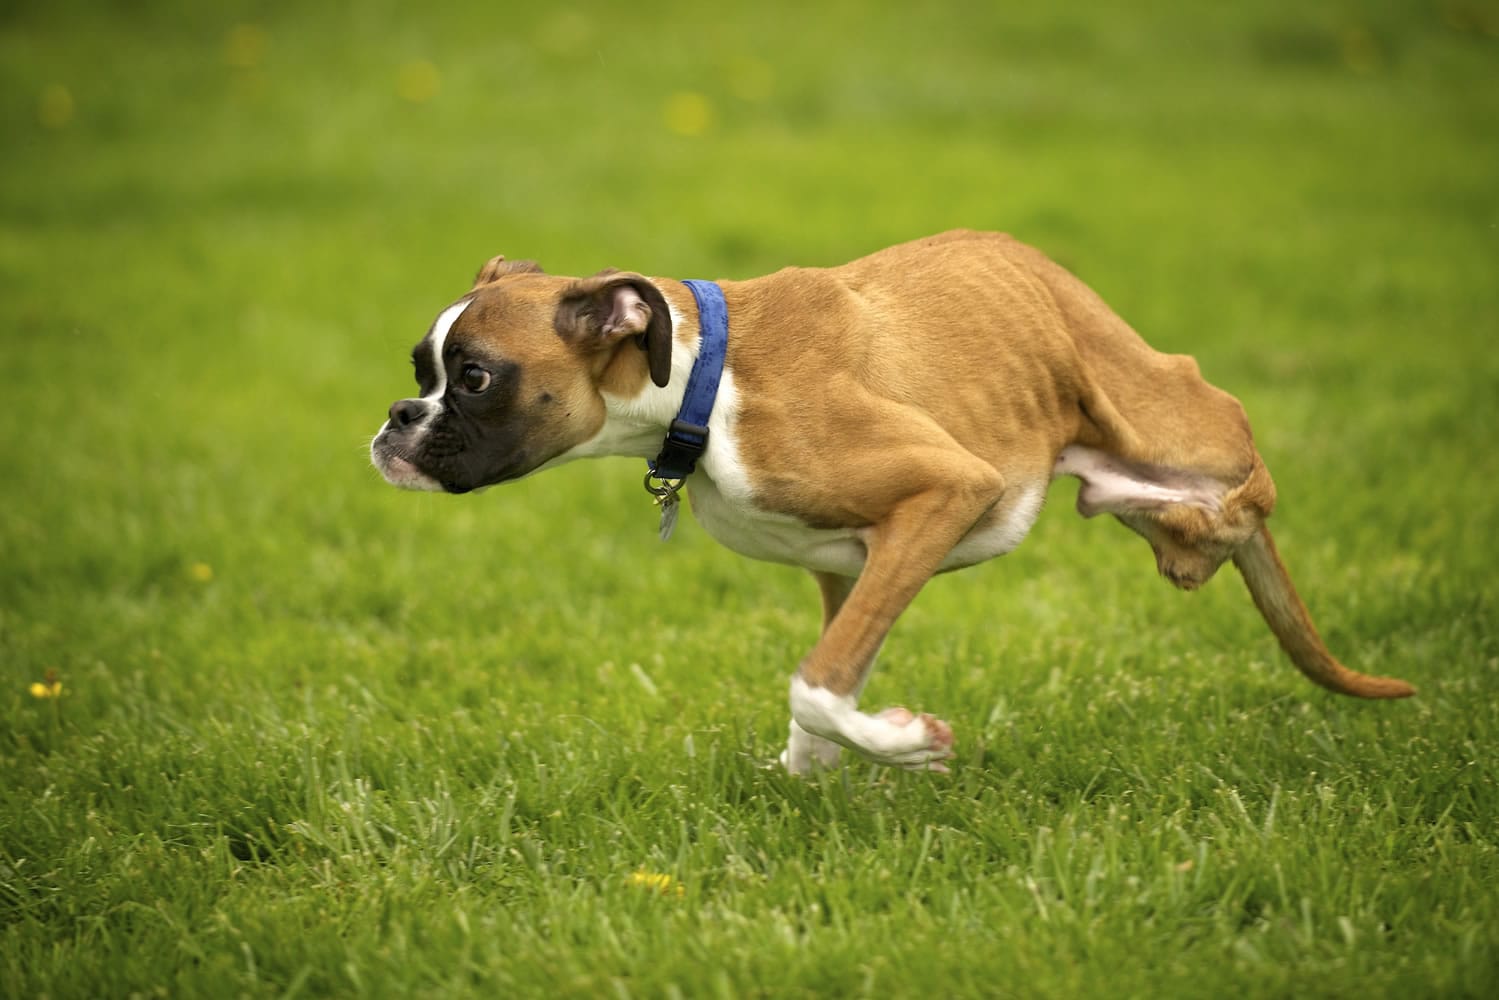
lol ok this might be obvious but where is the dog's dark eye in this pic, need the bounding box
[460,364,491,394]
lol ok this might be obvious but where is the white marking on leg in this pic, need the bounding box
[780,718,843,775]
[788,676,953,771]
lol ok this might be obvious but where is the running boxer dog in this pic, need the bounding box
[370,230,1413,774]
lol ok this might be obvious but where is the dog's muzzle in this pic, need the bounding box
[387,397,439,430]
[371,398,445,492]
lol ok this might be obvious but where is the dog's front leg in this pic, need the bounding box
[782,573,858,775]
[787,470,1005,772]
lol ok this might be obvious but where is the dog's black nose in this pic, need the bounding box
[388,398,428,428]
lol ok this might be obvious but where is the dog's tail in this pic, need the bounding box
[1232,526,1415,699]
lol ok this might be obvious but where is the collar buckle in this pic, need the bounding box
[649,418,710,482]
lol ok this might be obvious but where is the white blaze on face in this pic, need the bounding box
[370,297,474,492]
[422,298,472,402]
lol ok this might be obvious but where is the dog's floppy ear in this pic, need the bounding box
[554,269,673,388]
[472,255,544,290]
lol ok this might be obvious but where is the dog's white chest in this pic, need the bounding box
[687,474,869,576]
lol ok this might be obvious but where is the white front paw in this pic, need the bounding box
[780,719,843,775]
[789,677,955,773]
[872,706,955,773]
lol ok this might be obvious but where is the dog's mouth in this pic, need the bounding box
[371,437,443,493]
[372,430,532,495]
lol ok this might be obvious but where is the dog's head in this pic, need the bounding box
[370,256,674,493]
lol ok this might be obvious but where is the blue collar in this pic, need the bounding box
[646,279,727,483]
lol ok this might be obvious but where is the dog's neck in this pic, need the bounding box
[570,305,701,463]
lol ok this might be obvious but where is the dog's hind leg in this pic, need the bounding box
[1053,443,1242,588]
[1054,444,1415,698]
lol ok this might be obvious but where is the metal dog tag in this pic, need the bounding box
[656,491,680,542]
[644,470,685,542]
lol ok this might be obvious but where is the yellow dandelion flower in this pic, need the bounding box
[30,679,62,699]
[626,869,685,897]
[189,562,214,583]
[662,91,713,137]
[397,60,441,104]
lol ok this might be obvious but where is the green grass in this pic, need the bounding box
[3,0,1498,996]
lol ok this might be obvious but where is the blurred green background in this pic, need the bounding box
[3,1,1497,996]
[4,0,1495,604]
